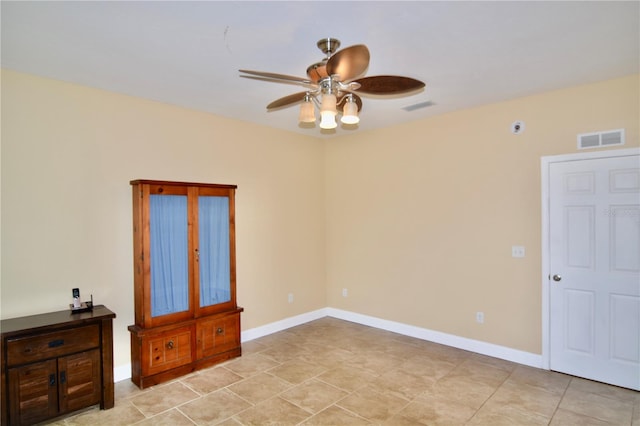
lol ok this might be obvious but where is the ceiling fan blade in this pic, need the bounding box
[326,45,370,81]
[267,92,309,110]
[353,75,425,95]
[240,75,317,90]
[239,69,313,85]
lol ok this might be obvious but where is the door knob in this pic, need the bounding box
[552,274,562,282]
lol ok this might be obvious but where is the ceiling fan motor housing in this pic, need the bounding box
[307,61,328,82]
[307,38,342,82]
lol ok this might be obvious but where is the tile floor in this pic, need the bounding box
[46,317,639,425]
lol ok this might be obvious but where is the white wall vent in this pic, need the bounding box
[577,129,625,150]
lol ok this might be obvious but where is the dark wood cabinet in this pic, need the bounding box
[128,180,242,389]
[1,305,116,425]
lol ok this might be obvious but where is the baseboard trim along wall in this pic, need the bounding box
[113,307,543,383]
[240,308,328,342]
[326,308,543,369]
[114,364,132,383]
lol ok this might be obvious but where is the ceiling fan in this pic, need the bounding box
[239,37,425,130]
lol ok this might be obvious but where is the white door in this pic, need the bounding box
[549,153,640,390]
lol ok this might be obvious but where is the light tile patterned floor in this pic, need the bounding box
[46,317,639,425]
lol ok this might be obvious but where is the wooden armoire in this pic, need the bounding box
[128,180,243,388]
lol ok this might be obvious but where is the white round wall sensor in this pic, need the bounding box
[511,121,525,135]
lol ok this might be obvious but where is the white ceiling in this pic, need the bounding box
[2,1,638,138]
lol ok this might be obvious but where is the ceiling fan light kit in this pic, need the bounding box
[341,94,360,125]
[320,93,338,129]
[298,94,316,123]
[239,38,425,132]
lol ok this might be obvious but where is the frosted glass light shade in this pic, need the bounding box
[341,99,359,124]
[298,100,316,123]
[319,94,337,129]
[320,111,337,129]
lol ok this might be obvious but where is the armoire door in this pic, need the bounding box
[143,183,193,327]
[193,186,236,317]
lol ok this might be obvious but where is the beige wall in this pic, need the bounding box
[325,74,639,354]
[1,70,638,371]
[0,70,327,368]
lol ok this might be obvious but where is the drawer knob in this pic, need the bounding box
[216,327,224,335]
[167,340,175,349]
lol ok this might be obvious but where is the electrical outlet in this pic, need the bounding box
[476,312,484,324]
[342,288,348,297]
[512,245,525,258]
[288,293,294,303]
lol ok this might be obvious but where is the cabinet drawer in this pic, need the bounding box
[5,324,100,367]
[196,312,240,359]
[142,326,192,376]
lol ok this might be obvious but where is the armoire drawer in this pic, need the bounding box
[141,326,192,376]
[5,324,100,367]
[196,311,240,359]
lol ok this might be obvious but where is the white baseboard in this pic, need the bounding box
[326,308,543,369]
[113,307,543,383]
[241,308,329,342]
[114,364,131,383]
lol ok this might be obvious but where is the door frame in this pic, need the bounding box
[540,147,639,370]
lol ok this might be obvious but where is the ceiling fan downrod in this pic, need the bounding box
[307,38,341,82]
[317,37,341,58]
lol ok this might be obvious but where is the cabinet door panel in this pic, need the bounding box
[149,193,190,318]
[197,195,231,308]
[196,313,240,359]
[8,359,58,425]
[143,327,192,376]
[58,349,101,413]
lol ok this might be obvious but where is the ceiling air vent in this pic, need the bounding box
[577,129,625,150]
